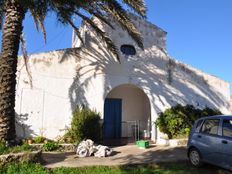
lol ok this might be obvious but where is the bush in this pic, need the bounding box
[0,142,8,155]
[64,106,101,144]
[155,104,221,139]
[0,142,32,155]
[42,141,59,152]
[33,136,46,144]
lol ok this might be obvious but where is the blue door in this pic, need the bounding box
[104,98,122,139]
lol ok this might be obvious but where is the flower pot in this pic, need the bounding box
[27,139,33,144]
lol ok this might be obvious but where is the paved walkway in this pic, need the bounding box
[43,145,187,168]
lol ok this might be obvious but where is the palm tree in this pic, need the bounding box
[0,0,146,144]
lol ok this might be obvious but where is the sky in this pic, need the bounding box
[0,0,232,93]
[146,0,232,93]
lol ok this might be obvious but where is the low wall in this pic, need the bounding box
[156,138,188,147]
[0,151,42,165]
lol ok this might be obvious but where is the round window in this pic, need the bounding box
[120,45,136,56]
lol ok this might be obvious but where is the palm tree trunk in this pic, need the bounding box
[0,1,25,143]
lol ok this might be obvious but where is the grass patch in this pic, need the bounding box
[0,161,230,174]
[0,163,47,174]
[0,143,32,155]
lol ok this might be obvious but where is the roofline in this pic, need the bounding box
[167,55,230,84]
[18,47,81,58]
[127,12,167,34]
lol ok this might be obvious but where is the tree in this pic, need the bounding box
[0,0,146,144]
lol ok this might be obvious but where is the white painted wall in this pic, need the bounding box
[16,14,231,142]
[16,49,79,139]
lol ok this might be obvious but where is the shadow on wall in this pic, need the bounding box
[67,50,90,111]
[51,47,92,111]
[33,47,91,113]
[68,25,229,114]
[69,69,90,111]
[15,112,36,139]
[68,32,115,112]
[59,48,81,64]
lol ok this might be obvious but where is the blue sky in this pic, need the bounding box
[147,0,232,93]
[1,0,232,93]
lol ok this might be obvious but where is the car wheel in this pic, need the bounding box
[189,148,203,167]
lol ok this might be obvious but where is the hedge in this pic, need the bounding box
[155,104,221,139]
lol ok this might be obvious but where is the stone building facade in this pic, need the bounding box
[15,14,231,143]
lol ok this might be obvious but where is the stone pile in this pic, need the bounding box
[76,139,112,158]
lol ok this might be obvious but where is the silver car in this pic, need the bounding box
[187,115,232,171]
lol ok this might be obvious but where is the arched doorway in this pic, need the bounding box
[103,84,151,144]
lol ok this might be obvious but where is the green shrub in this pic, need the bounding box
[0,142,8,155]
[9,144,32,153]
[0,142,32,155]
[42,141,59,152]
[155,104,221,139]
[33,136,46,144]
[64,106,101,144]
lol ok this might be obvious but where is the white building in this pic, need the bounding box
[15,14,231,143]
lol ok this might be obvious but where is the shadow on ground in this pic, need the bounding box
[42,146,232,174]
[42,152,75,165]
[111,146,188,164]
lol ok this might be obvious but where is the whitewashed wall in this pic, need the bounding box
[16,14,231,142]
[15,49,80,139]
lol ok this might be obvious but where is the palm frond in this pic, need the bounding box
[75,11,120,62]
[66,17,84,45]
[122,0,147,17]
[30,10,47,42]
[47,1,84,44]
[2,0,146,59]
[102,1,144,49]
[82,6,115,29]
[48,1,75,24]
[0,1,4,30]
[0,13,4,31]
[20,34,33,88]
[28,1,48,42]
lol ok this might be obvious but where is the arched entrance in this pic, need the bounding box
[103,84,151,144]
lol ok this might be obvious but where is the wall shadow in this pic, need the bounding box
[15,112,36,139]
[42,152,75,166]
[67,26,230,115]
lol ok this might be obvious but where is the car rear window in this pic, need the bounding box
[222,119,232,138]
[200,119,220,135]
